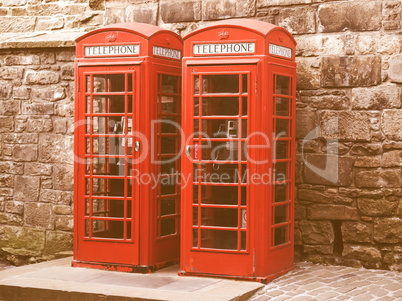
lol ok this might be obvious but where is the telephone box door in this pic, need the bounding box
[182,64,257,276]
[76,65,141,265]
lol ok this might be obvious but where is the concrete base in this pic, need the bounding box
[0,257,263,301]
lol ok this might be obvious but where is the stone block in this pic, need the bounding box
[355,169,402,188]
[0,16,36,32]
[0,162,23,175]
[22,103,54,115]
[24,163,52,176]
[257,0,312,7]
[382,150,402,167]
[0,226,44,251]
[321,56,381,87]
[126,2,158,24]
[350,143,382,156]
[12,144,38,162]
[0,101,20,115]
[296,57,320,90]
[39,134,74,164]
[202,0,255,20]
[383,141,402,150]
[105,7,125,24]
[13,86,30,100]
[5,201,24,215]
[320,111,371,141]
[56,50,75,62]
[24,202,53,230]
[53,205,72,215]
[374,218,402,243]
[297,189,331,204]
[278,6,315,34]
[300,220,334,245]
[342,222,372,243]
[352,85,401,110]
[296,110,319,140]
[0,82,12,100]
[343,245,382,262]
[14,175,39,202]
[55,215,73,231]
[300,94,350,110]
[0,116,14,133]
[354,156,381,168]
[44,231,73,255]
[304,245,333,255]
[4,55,40,66]
[25,71,60,85]
[0,174,13,188]
[358,198,398,217]
[35,16,64,31]
[39,52,56,65]
[161,0,201,23]
[382,109,402,141]
[0,67,24,80]
[39,190,72,205]
[389,55,402,83]
[53,164,74,191]
[303,154,354,187]
[318,2,382,33]
[53,118,68,134]
[31,86,65,102]
[61,64,74,81]
[307,204,358,220]
[0,213,23,226]
[26,116,53,132]
[55,101,74,117]
[3,133,38,144]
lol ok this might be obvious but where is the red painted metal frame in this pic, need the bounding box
[180,19,296,283]
[73,23,183,272]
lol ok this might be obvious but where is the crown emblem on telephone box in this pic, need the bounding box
[218,29,229,40]
[106,32,117,42]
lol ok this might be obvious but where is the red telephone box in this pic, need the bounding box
[73,23,182,272]
[180,19,296,282]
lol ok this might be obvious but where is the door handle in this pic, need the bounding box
[134,141,140,152]
[186,145,191,157]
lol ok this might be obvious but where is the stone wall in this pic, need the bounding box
[0,0,401,271]
[0,48,75,265]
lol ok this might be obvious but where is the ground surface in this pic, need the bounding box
[250,262,402,301]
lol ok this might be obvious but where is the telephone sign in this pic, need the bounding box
[180,19,296,283]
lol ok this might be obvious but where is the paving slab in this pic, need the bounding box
[250,262,402,301]
[0,257,263,301]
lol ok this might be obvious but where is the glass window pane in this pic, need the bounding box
[202,74,239,94]
[275,162,288,182]
[274,226,288,246]
[201,229,237,250]
[160,218,176,237]
[274,204,288,224]
[275,183,288,203]
[193,206,198,225]
[242,97,247,116]
[161,96,178,114]
[276,119,289,137]
[242,74,248,94]
[86,96,90,113]
[194,97,199,116]
[161,75,178,94]
[86,75,91,93]
[202,97,239,116]
[275,141,289,160]
[161,137,177,155]
[201,208,238,227]
[93,74,127,92]
[161,198,176,216]
[199,163,239,184]
[194,75,200,94]
[202,140,239,162]
[202,119,239,139]
[92,220,124,239]
[200,185,238,205]
[276,97,289,116]
[276,75,290,95]
[161,118,179,134]
[241,231,246,250]
[192,228,198,247]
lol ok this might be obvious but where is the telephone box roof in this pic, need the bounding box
[183,18,296,44]
[76,22,181,42]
